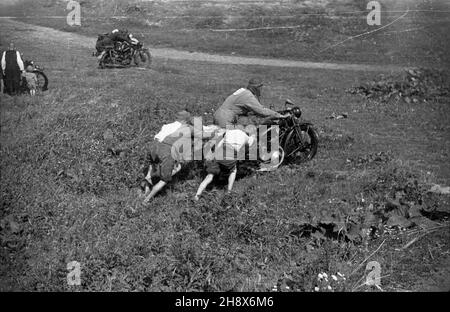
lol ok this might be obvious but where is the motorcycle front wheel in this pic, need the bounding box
[134,49,152,67]
[283,125,319,162]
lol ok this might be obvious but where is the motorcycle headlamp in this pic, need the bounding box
[292,107,302,118]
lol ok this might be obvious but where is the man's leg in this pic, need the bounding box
[8,79,15,95]
[143,180,167,204]
[195,161,220,200]
[4,77,11,95]
[143,161,182,203]
[144,164,153,184]
[12,75,21,95]
[142,145,176,203]
[141,144,159,196]
[141,164,154,196]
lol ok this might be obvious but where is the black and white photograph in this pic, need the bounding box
[0,0,449,299]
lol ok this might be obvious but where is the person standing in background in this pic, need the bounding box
[1,42,25,96]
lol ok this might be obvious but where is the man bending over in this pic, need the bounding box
[142,110,201,204]
[194,128,256,200]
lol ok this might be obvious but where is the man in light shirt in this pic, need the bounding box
[1,43,25,96]
[141,110,203,204]
[194,128,256,200]
[213,78,289,127]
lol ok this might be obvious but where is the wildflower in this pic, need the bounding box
[314,287,320,292]
[322,273,328,278]
[331,275,338,281]
[327,285,332,290]
[337,272,345,278]
[318,273,323,280]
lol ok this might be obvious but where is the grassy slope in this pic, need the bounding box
[1,17,449,291]
[1,0,450,67]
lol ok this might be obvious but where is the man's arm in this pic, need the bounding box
[1,52,5,72]
[143,180,167,203]
[16,51,24,71]
[243,94,284,119]
[195,174,214,200]
[172,163,182,175]
[227,167,237,191]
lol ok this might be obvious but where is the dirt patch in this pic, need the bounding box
[1,18,405,72]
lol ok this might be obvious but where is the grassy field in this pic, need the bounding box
[1,2,450,292]
[2,0,450,67]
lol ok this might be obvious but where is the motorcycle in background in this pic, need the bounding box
[22,60,49,93]
[95,39,152,69]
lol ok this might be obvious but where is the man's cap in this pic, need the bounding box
[248,78,263,88]
[175,110,192,122]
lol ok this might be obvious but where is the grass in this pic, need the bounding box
[1,2,450,292]
[2,0,450,67]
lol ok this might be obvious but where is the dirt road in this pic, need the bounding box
[1,18,405,72]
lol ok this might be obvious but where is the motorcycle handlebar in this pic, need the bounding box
[276,109,292,115]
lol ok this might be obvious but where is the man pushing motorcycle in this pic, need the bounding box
[136,78,317,206]
[213,78,290,128]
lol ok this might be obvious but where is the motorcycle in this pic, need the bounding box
[96,40,152,69]
[200,99,319,172]
[20,60,49,94]
[244,99,319,171]
[272,99,318,161]
[138,100,318,192]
